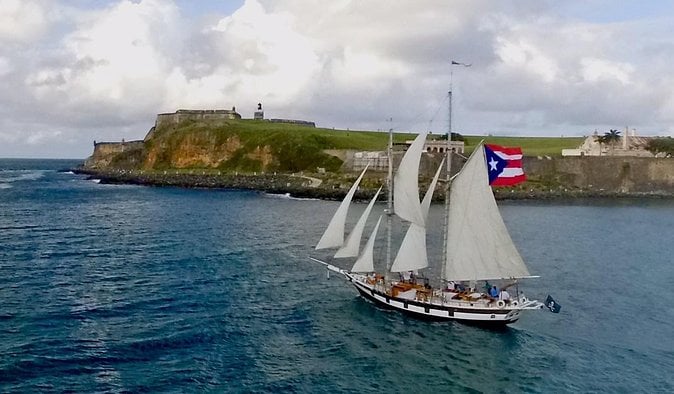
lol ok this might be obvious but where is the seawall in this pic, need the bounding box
[74,156,674,201]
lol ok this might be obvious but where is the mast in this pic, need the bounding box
[441,88,452,282]
[385,125,393,282]
[441,61,471,282]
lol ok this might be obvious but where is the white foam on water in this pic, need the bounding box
[264,192,318,201]
[0,170,46,184]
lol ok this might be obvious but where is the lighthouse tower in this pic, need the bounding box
[254,103,264,120]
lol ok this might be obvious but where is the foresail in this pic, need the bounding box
[316,166,368,250]
[335,186,382,258]
[394,131,427,226]
[444,145,530,281]
[351,215,382,273]
[390,222,428,272]
[390,134,436,273]
[421,158,444,222]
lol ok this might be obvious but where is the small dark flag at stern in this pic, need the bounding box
[545,295,561,313]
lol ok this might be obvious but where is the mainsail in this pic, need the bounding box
[315,165,368,250]
[444,144,530,281]
[335,186,382,258]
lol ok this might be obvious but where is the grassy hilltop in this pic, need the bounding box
[94,118,584,173]
[82,118,674,198]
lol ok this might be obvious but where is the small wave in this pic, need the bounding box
[0,170,46,184]
[90,179,101,184]
[265,192,292,199]
[264,192,318,201]
[0,183,11,189]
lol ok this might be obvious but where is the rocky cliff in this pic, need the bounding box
[85,112,341,173]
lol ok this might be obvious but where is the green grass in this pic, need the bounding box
[463,136,585,157]
[141,119,585,172]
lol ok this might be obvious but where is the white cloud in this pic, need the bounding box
[26,130,63,145]
[0,0,48,43]
[1,0,674,158]
[197,0,320,106]
[580,57,632,85]
[494,36,560,83]
[0,57,11,76]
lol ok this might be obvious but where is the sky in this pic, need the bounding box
[1,0,673,158]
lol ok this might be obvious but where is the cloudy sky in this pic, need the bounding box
[1,0,673,158]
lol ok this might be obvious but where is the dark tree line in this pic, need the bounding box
[646,137,674,156]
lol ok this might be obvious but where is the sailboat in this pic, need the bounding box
[310,130,545,325]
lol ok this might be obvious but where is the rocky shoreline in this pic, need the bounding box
[72,168,674,201]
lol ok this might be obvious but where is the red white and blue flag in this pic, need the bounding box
[484,144,526,186]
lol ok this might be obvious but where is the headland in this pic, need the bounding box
[75,108,674,200]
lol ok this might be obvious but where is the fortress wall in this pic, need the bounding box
[524,156,674,193]
[85,141,144,168]
[269,119,315,127]
[341,154,674,194]
[155,109,241,129]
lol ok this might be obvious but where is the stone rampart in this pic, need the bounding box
[155,109,241,129]
[524,156,674,193]
[340,153,674,194]
[85,140,144,168]
[269,119,315,127]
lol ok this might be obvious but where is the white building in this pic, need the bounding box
[562,128,655,157]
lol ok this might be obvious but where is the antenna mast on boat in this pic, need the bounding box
[442,61,471,282]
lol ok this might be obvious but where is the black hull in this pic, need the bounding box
[351,279,520,327]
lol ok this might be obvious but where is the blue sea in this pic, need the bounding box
[1,159,673,393]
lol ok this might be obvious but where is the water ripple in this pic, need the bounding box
[1,160,673,392]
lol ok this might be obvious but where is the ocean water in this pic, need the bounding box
[1,159,673,393]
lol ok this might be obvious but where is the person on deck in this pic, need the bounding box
[489,285,499,298]
[499,289,511,302]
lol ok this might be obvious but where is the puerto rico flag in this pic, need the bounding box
[484,144,526,186]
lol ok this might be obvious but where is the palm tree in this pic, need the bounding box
[594,134,607,156]
[602,129,621,155]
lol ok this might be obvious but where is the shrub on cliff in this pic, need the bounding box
[646,137,674,157]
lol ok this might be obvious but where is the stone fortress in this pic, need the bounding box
[88,104,316,167]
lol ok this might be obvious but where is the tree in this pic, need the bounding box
[646,137,674,157]
[594,134,607,156]
[439,132,464,141]
[602,129,621,155]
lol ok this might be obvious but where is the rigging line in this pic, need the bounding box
[388,93,451,133]
[426,94,450,131]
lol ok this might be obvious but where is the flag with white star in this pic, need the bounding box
[484,144,526,186]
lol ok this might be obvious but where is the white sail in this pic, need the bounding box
[335,186,382,258]
[390,135,439,273]
[444,144,530,281]
[421,158,444,222]
[351,215,383,273]
[391,222,428,272]
[315,165,368,250]
[394,131,427,226]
